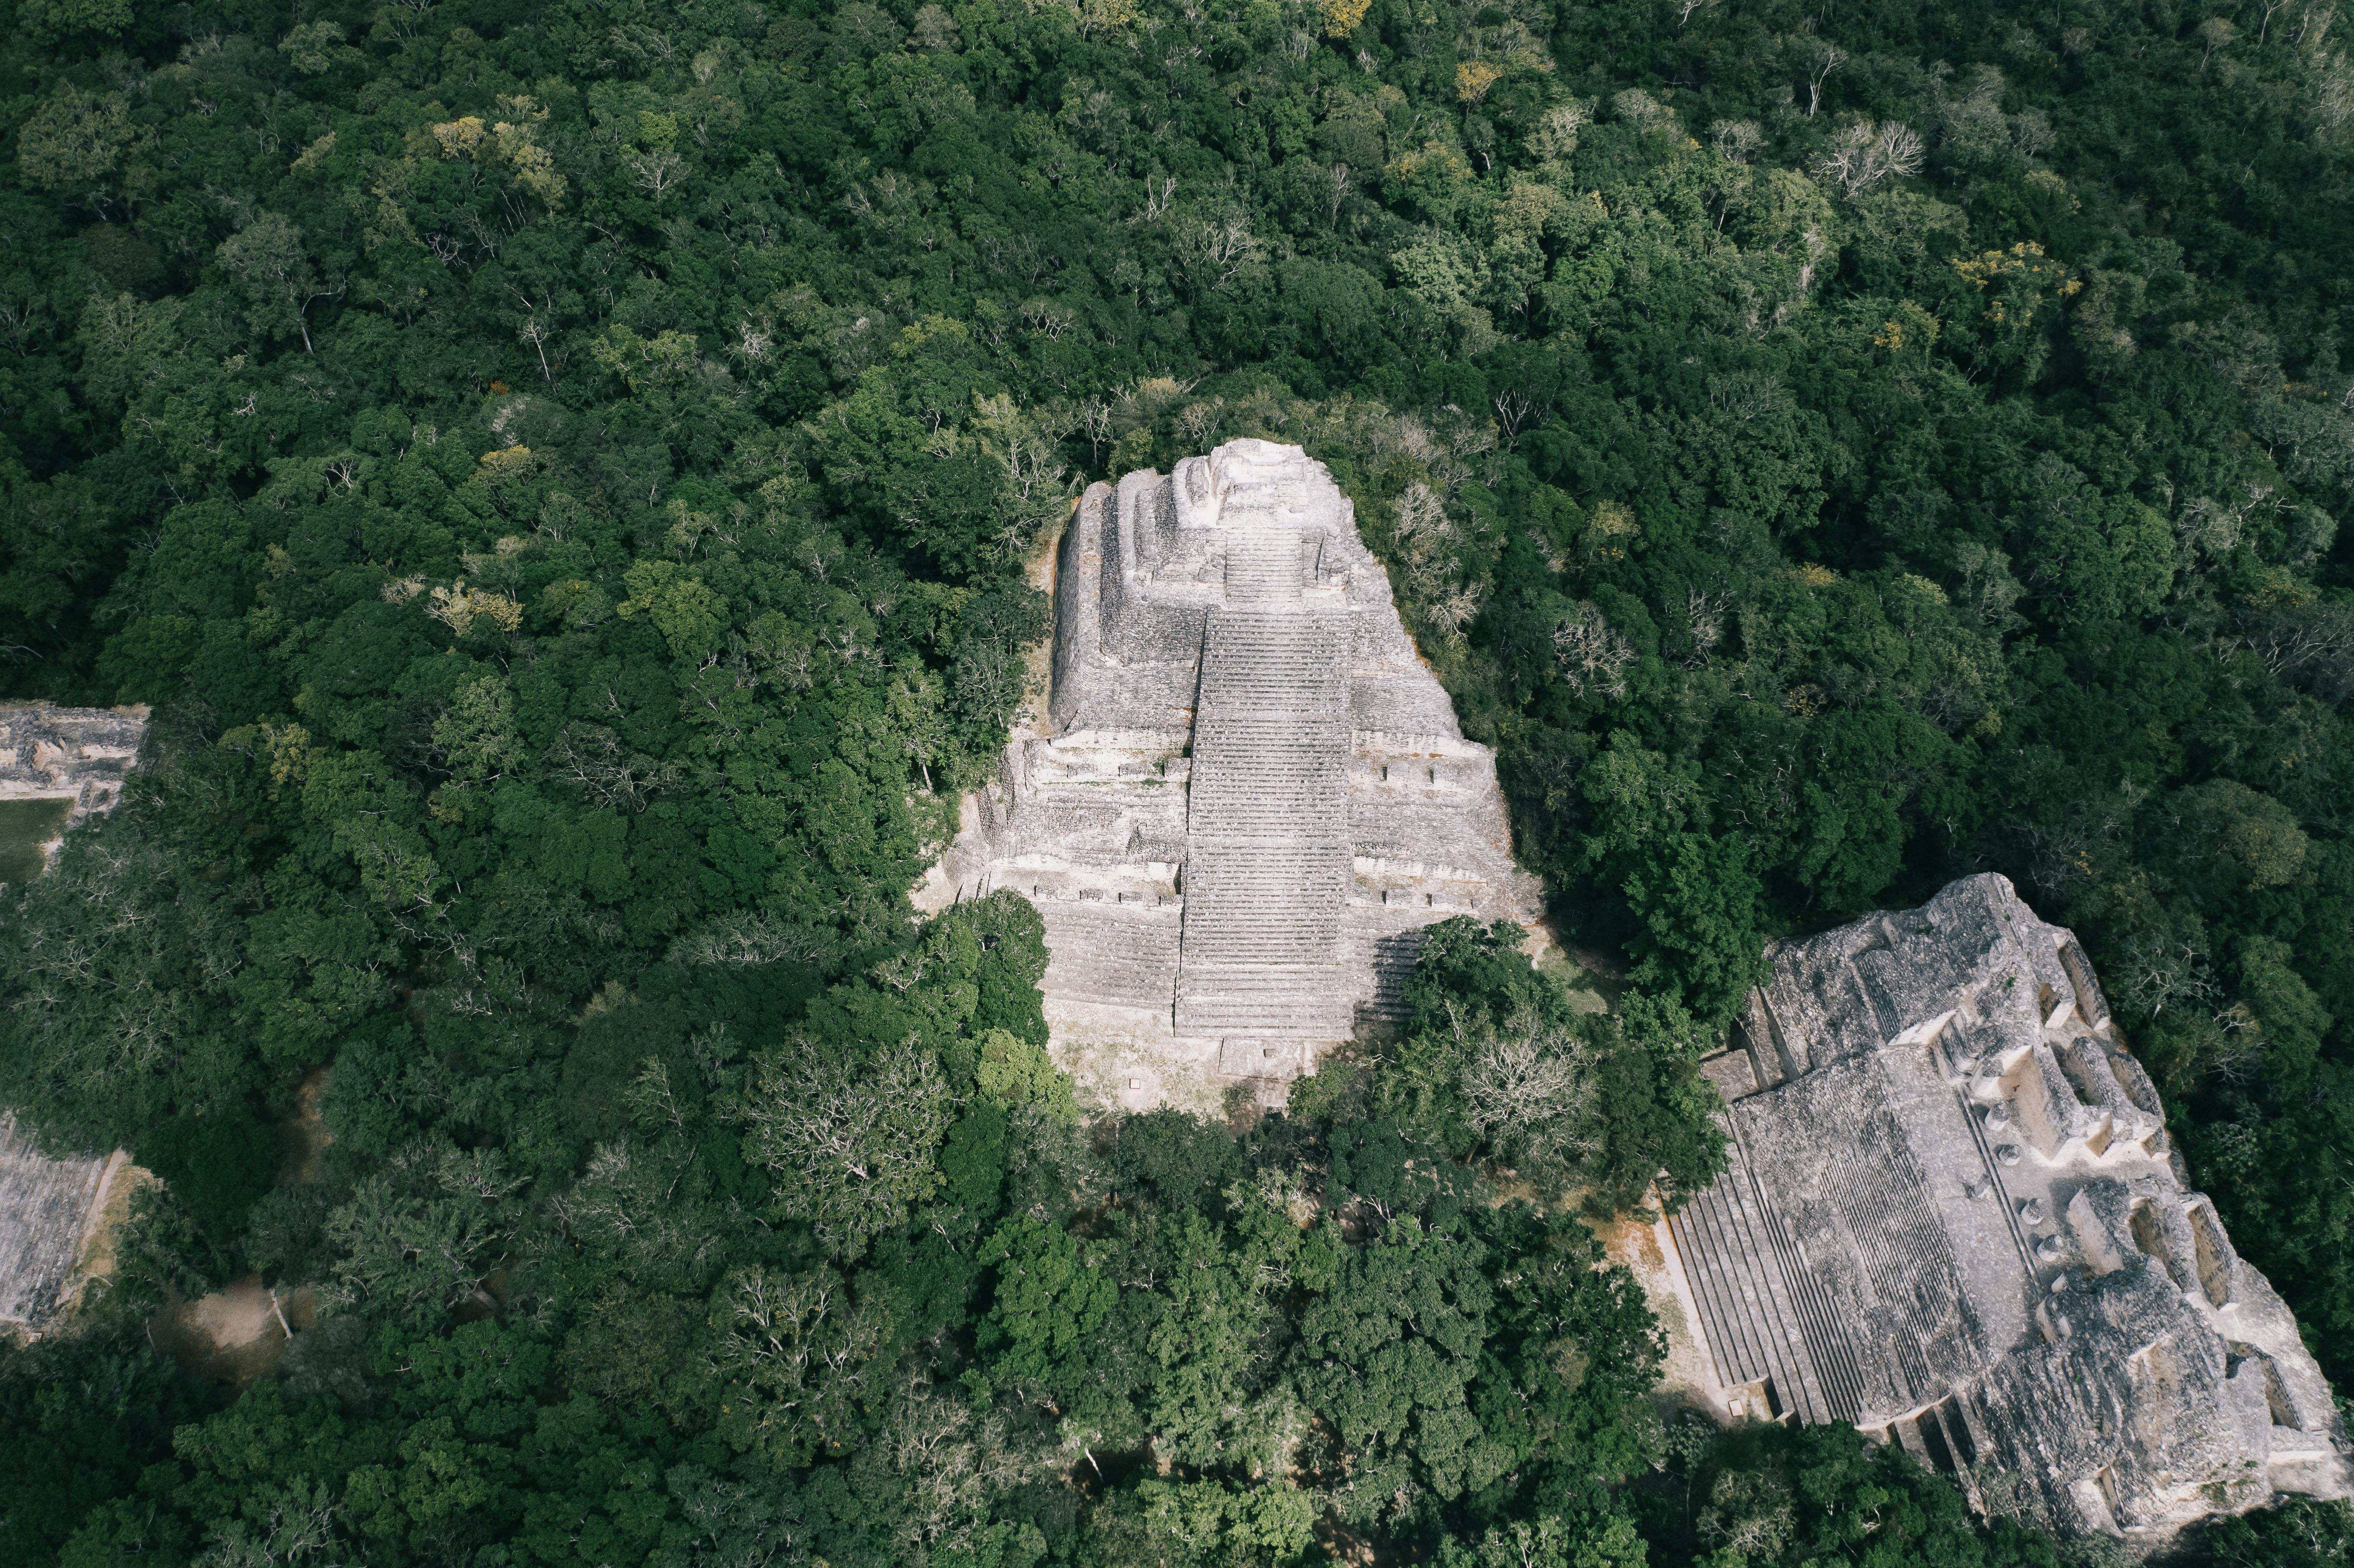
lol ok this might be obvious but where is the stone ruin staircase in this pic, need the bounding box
[1172,518,1355,1043]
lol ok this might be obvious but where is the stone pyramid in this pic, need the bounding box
[922,439,1541,1112]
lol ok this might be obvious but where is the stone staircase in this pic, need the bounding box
[1666,1131,1854,1425]
[1040,902,1182,1007]
[1360,925,1427,1024]
[1174,584,1354,1041]
[1804,1094,1984,1410]
[1222,522,1303,606]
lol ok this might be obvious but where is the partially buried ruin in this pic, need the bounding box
[1662,873,2350,1539]
[0,704,146,1336]
[922,438,1541,1111]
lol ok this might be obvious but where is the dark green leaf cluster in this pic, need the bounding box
[1367,915,1725,1214]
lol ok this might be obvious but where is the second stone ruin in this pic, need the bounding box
[1661,873,2350,1541]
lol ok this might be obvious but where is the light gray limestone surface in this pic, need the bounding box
[1665,873,2350,1541]
[921,439,1542,1111]
[0,1115,112,1334]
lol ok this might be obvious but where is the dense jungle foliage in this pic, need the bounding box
[6,0,2354,1561]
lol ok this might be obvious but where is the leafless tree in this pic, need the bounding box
[2109,927,2218,1022]
[1491,385,1539,447]
[517,314,554,382]
[1460,1015,1594,1146]
[0,283,50,356]
[626,147,684,196]
[1457,1004,1600,1178]
[1612,87,1671,128]
[1806,41,1846,117]
[216,211,343,351]
[1812,118,1925,197]
[881,1380,1046,1549]
[608,23,675,62]
[667,911,835,968]
[1710,118,1765,162]
[1079,396,1115,468]
[1018,298,1074,340]
[1552,602,1636,698]
[1699,1470,1797,1560]
[719,1266,877,1387]
[742,1036,954,1254]
[912,4,962,48]
[1180,214,1260,288]
[1423,585,1484,637]
[1389,480,1461,603]
[2011,107,2052,160]
[1680,587,1735,668]
[986,422,1075,561]
[2226,599,2354,701]
[542,721,680,812]
[196,1481,344,1565]
[374,0,437,40]
[2199,16,2236,70]
[2018,790,2134,903]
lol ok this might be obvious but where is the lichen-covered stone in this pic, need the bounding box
[920,440,1540,1111]
[1664,873,2350,1541]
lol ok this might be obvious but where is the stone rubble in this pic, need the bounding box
[1666,873,2351,1540]
[921,439,1541,1110]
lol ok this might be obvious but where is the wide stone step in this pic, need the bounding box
[1223,529,1305,607]
[1040,905,1181,1006]
[1187,845,1350,871]
[1188,794,1347,823]
[1175,961,1357,1036]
